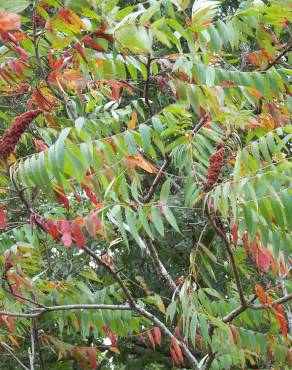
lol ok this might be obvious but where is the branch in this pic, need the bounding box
[82,245,200,369]
[32,2,76,120]
[82,245,136,307]
[136,305,199,370]
[143,156,171,203]
[144,54,153,116]
[145,239,179,298]
[29,320,35,370]
[209,215,246,306]
[0,342,30,370]
[264,39,292,71]
[249,292,292,309]
[0,303,131,318]
[33,321,46,370]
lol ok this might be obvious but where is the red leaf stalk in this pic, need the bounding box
[0,109,42,159]
[204,147,225,191]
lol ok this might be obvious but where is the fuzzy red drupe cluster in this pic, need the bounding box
[204,147,225,191]
[0,109,42,159]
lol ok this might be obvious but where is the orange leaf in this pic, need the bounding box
[170,348,180,367]
[124,155,158,174]
[274,304,288,337]
[127,111,138,130]
[255,284,268,305]
[0,13,21,31]
[246,87,262,98]
[230,325,238,344]
[171,338,184,366]
[8,335,20,348]
[230,223,238,248]
[59,8,86,30]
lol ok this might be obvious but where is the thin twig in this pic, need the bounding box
[0,342,30,370]
[82,245,200,369]
[29,320,35,370]
[144,54,153,116]
[263,39,292,71]
[209,215,246,306]
[145,239,179,298]
[143,156,171,203]
[0,303,131,318]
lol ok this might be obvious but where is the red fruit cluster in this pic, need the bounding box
[0,109,42,159]
[204,147,225,191]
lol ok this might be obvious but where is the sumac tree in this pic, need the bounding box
[0,0,291,369]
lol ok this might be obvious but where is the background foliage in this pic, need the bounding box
[0,0,291,369]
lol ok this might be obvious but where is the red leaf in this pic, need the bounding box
[146,330,155,350]
[157,75,164,93]
[88,347,97,369]
[153,327,161,346]
[73,42,88,63]
[242,231,249,254]
[218,80,234,88]
[71,220,86,248]
[46,219,59,239]
[171,338,184,366]
[274,304,288,337]
[14,45,29,60]
[92,28,113,42]
[71,347,88,370]
[82,35,104,52]
[0,316,9,330]
[54,186,69,209]
[0,207,7,229]
[7,58,30,76]
[170,348,180,367]
[103,325,117,347]
[230,325,238,344]
[60,220,72,247]
[81,183,99,206]
[32,138,48,152]
[111,85,120,102]
[252,243,276,273]
[7,316,14,333]
[48,50,54,69]
[230,223,238,248]
[0,13,21,31]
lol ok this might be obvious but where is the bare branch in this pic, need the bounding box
[145,239,178,298]
[0,303,131,318]
[249,292,292,309]
[0,342,30,370]
[209,215,246,306]
[144,54,153,116]
[82,245,200,369]
[29,320,35,370]
[143,156,171,203]
[263,38,292,71]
